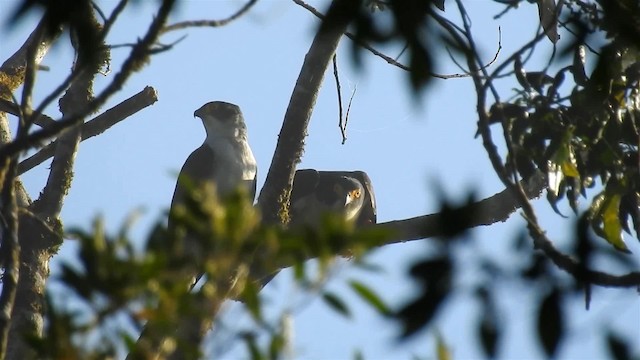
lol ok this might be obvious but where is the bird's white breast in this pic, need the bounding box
[205,136,257,196]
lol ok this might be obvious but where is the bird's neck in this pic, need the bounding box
[204,127,248,142]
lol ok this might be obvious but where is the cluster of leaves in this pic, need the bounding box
[490,2,640,253]
[384,197,639,359]
[30,183,388,359]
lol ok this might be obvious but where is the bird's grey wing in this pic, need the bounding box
[169,144,216,228]
[290,169,320,204]
[290,169,321,222]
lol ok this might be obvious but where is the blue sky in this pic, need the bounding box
[2,0,639,359]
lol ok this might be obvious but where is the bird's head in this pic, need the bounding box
[333,176,365,222]
[194,101,247,139]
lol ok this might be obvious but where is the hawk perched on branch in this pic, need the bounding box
[290,169,377,227]
[168,101,257,277]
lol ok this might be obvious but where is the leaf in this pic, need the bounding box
[349,280,390,315]
[353,349,364,360]
[547,160,564,198]
[536,287,564,358]
[241,281,263,322]
[600,194,631,253]
[573,45,589,86]
[322,292,352,318]
[476,287,501,359]
[607,331,631,360]
[537,0,560,43]
[435,331,451,360]
[396,257,452,338]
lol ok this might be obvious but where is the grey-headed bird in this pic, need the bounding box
[168,101,257,284]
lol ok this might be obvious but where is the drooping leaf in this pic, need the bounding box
[573,45,589,86]
[349,280,390,316]
[607,331,632,360]
[537,0,560,43]
[476,286,501,359]
[322,292,352,318]
[600,193,631,253]
[536,287,565,358]
[395,256,452,339]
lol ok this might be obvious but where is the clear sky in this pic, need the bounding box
[2,0,638,359]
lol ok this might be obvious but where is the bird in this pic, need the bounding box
[167,101,257,279]
[289,169,376,227]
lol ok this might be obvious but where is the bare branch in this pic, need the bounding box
[37,3,105,218]
[18,86,158,175]
[0,0,177,163]
[0,99,56,128]
[160,0,258,34]
[332,55,347,144]
[343,87,355,145]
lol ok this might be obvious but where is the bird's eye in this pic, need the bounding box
[352,189,361,198]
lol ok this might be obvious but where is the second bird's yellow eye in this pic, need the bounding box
[351,189,361,198]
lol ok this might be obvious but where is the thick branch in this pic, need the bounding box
[257,0,360,223]
[18,86,158,175]
[37,3,105,218]
[0,160,19,359]
[381,173,546,243]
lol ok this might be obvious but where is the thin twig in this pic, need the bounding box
[333,55,346,144]
[161,0,258,34]
[343,86,356,146]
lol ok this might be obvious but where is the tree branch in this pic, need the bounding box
[37,2,105,218]
[0,160,19,360]
[257,0,360,223]
[448,0,640,289]
[0,99,56,128]
[18,86,158,175]
[0,0,176,163]
[381,172,546,243]
[161,0,258,34]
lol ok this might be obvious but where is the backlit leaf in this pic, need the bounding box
[349,280,390,316]
[601,194,631,253]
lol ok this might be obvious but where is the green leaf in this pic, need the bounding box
[322,292,352,318]
[435,331,451,360]
[353,349,364,360]
[601,194,631,253]
[349,280,390,316]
